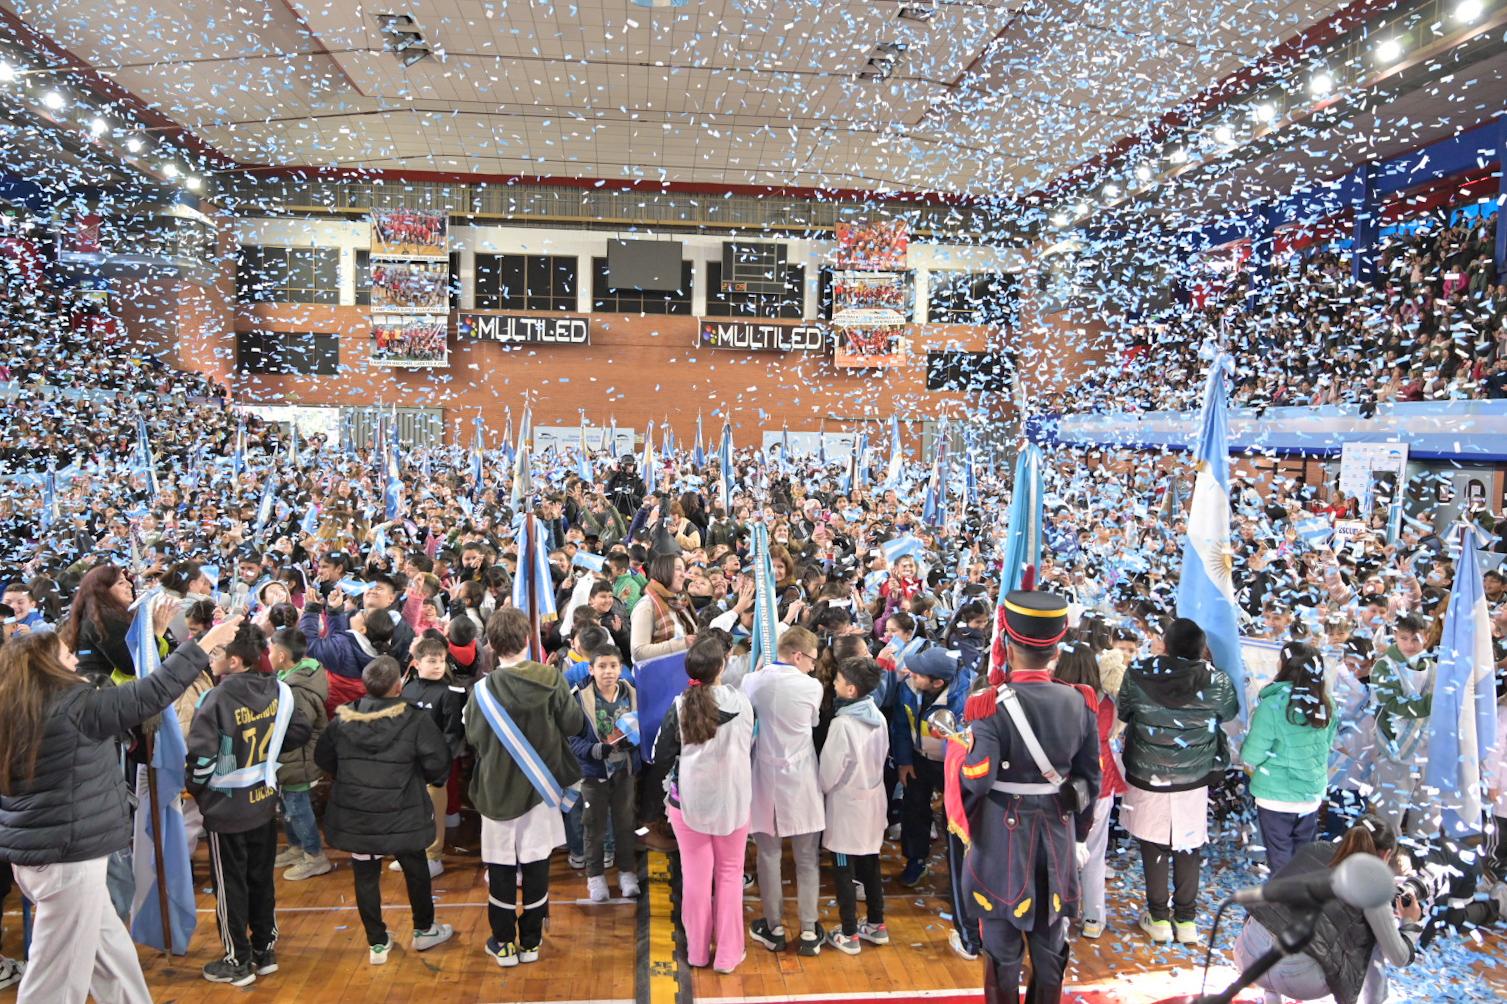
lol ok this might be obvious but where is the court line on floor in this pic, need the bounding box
[696,992,984,1004]
[644,849,690,1004]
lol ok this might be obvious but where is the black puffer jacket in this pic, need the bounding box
[314,695,450,854]
[1117,654,1239,791]
[0,641,210,865]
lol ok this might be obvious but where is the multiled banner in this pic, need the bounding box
[458,313,591,345]
[697,319,826,353]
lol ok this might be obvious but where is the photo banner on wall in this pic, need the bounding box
[835,219,909,270]
[371,314,449,368]
[831,271,910,327]
[832,326,908,369]
[370,208,448,260]
[371,260,449,313]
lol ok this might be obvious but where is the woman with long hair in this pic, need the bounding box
[1054,636,1127,938]
[1242,641,1340,872]
[61,564,135,686]
[629,553,696,664]
[0,617,242,1003]
[652,636,756,973]
[1233,815,1420,1004]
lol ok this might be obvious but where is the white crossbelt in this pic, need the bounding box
[992,780,1060,796]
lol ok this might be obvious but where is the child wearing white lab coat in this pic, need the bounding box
[819,657,890,956]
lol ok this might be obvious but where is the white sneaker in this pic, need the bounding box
[947,928,978,961]
[518,944,540,964]
[619,870,641,898]
[587,874,610,903]
[0,957,24,991]
[274,846,305,869]
[567,852,585,870]
[1081,918,1105,939]
[387,858,403,872]
[885,823,901,842]
[369,938,392,965]
[284,853,333,881]
[413,923,454,952]
[427,858,444,879]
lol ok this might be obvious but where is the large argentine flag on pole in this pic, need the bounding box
[1424,526,1498,836]
[884,415,903,489]
[1175,352,1247,715]
[717,421,735,514]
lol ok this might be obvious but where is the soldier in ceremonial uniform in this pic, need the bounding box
[953,589,1101,1004]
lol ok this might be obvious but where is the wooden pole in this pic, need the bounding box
[141,732,173,958]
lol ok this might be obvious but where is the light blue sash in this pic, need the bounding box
[474,680,581,812]
[208,680,294,792]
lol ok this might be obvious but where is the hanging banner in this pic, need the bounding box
[369,208,448,259]
[832,326,908,369]
[697,319,825,353]
[371,260,449,313]
[835,219,909,270]
[1338,441,1409,514]
[371,314,449,368]
[458,313,591,345]
[831,271,910,326]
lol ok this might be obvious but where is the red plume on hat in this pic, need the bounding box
[964,563,1038,723]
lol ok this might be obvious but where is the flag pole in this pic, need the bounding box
[141,728,173,957]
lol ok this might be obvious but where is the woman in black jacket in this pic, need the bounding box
[0,616,238,1004]
[314,655,454,964]
[61,564,135,686]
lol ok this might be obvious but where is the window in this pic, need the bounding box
[354,249,371,306]
[925,350,1014,392]
[474,253,577,312]
[449,251,463,312]
[706,261,805,319]
[591,257,693,314]
[928,271,1018,327]
[236,330,340,375]
[236,245,340,304]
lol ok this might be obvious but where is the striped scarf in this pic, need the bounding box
[646,580,696,644]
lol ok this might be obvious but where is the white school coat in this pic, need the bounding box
[742,662,825,837]
[818,698,889,855]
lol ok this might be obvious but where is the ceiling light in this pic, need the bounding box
[375,13,415,28]
[1309,70,1333,96]
[184,175,202,191]
[875,41,909,56]
[630,0,690,6]
[1168,147,1188,164]
[1375,38,1403,63]
[1254,102,1277,123]
[1102,183,1121,200]
[388,30,424,49]
[1135,163,1152,182]
[1075,202,1089,216]
[1456,0,1484,21]
[898,3,938,21]
[88,116,109,137]
[1051,211,1070,227]
[161,162,180,178]
[39,90,65,111]
[0,63,16,84]
[1214,124,1235,145]
[125,135,145,153]
[400,48,432,67]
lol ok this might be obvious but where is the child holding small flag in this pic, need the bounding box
[568,643,641,902]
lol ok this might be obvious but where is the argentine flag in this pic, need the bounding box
[748,523,781,671]
[693,413,706,468]
[998,442,1043,592]
[884,415,903,489]
[1424,526,1498,836]
[577,414,593,483]
[718,421,735,515]
[643,420,657,496]
[1175,352,1247,715]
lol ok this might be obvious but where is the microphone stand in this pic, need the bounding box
[1195,910,1318,1004]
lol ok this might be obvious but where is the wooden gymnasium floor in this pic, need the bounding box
[4,819,1506,1004]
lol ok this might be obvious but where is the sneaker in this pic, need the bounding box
[743,872,755,891]
[413,923,454,952]
[485,938,519,968]
[518,943,540,964]
[1081,918,1106,940]
[899,859,929,887]
[1492,880,1507,919]
[587,874,610,903]
[567,852,585,870]
[387,858,403,872]
[826,929,860,955]
[284,852,333,881]
[857,922,889,945]
[1138,910,1173,944]
[885,822,902,841]
[369,938,392,965]
[427,858,444,879]
[202,959,256,986]
[274,846,305,868]
[619,870,641,898]
[444,812,460,828]
[749,919,787,952]
[797,923,825,957]
[1174,920,1199,945]
[947,928,979,961]
[604,850,615,870]
[252,948,278,975]
[0,957,22,991]
[712,951,745,975]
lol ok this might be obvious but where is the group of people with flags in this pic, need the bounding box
[0,338,1502,1003]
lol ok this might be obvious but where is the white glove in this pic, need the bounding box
[1075,842,1091,871]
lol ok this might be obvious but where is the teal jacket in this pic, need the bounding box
[1241,681,1338,804]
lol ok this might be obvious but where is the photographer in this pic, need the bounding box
[1234,815,1421,1004]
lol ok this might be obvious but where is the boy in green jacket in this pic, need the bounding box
[1367,613,1434,836]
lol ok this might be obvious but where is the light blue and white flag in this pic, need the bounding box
[40,463,59,531]
[693,413,706,468]
[1293,515,1333,548]
[884,415,903,489]
[718,421,735,514]
[136,415,159,497]
[1175,352,1247,715]
[749,523,781,672]
[127,589,197,955]
[577,413,593,483]
[1425,525,1498,836]
[289,422,301,468]
[998,443,1043,592]
[643,420,658,496]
